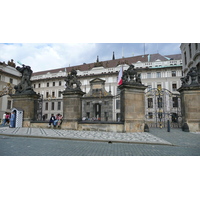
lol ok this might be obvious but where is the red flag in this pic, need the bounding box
[118,67,123,85]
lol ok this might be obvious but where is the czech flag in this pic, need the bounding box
[118,67,123,85]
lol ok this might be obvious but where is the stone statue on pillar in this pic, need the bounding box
[14,64,36,95]
[178,66,200,132]
[180,66,200,87]
[64,69,82,91]
[62,69,85,129]
[119,64,147,132]
[122,64,143,85]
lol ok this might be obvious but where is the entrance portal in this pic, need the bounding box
[94,103,101,120]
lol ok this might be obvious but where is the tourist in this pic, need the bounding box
[57,114,63,128]
[2,112,7,125]
[49,114,56,128]
[53,114,60,127]
[9,111,16,128]
[5,112,10,125]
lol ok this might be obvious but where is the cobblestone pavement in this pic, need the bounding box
[0,127,200,156]
[0,127,172,145]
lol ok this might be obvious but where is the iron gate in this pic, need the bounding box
[145,86,182,128]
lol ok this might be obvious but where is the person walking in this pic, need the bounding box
[2,112,7,125]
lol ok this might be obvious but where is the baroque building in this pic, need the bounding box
[0,60,21,120]
[180,43,200,76]
[31,53,182,124]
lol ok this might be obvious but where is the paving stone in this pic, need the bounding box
[0,127,172,145]
[1,127,200,156]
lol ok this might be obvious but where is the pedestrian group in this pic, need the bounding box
[1,111,16,128]
[48,113,63,128]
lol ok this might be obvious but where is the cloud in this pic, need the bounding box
[0,43,97,72]
[0,43,181,72]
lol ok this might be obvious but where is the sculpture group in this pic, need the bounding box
[64,69,82,90]
[181,66,200,87]
[14,64,36,95]
[122,64,142,85]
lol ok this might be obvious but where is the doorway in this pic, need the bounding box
[94,103,101,120]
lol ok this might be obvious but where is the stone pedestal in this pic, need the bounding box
[62,89,85,130]
[178,86,200,132]
[119,84,147,132]
[11,94,40,127]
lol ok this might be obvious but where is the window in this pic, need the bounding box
[46,92,49,98]
[147,73,151,78]
[7,100,12,109]
[147,98,153,108]
[173,97,178,107]
[38,83,41,88]
[86,102,90,106]
[59,81,62,86]
[157,72,161,78]
[47,82,49,87]
[172,83,177,91]
[52,91,55,98]
[53,82,55,86]
[45,102,48,110]
[189,43,192,58]
[9,78,13,84]
[33,84,36,88]
[172,71,176,77]
[58,91,62,97]
[51,102,54,110]
[116,100,120,109]
[57,102,61,110]
[184,52,187,65]
[148,112,153,119]
[195,43,198,50]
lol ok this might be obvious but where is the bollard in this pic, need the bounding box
[167,120,170,132]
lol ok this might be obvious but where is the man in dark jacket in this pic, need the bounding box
[49,114,56,127]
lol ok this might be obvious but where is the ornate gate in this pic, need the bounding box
[145,86,182,128]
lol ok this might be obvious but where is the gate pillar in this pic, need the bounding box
[178,86,200,132]
[178,66,200,132]
[62,90,85,129]
[119,84,147,132]
[62,69,85,130]
[10,93,40,127]
[118,64,147,132]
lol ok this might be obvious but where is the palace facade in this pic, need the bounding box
[31,53,183,124]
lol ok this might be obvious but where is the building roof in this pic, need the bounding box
[32,53,182,76]
[164,54,182,60]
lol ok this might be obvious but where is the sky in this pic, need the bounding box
[0,43,181,73]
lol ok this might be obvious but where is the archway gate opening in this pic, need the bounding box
[145,86,182,129]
